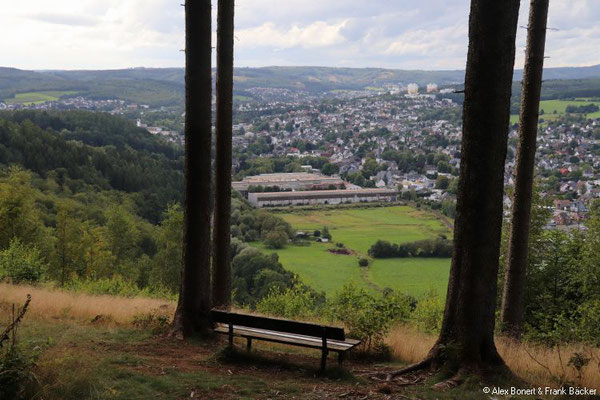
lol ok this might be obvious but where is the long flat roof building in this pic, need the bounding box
[232,172,345,195]
[248,188,398,208]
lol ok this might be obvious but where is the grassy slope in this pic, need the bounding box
[277,206,448,254]
[252,241,365,294]
[369,258,450,296]
[4,90,77,105]
[3,284,598,399]
[256,206,452,297]
[510,98,600,123]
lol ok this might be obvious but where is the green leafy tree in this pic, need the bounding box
[81,224,115,279]
[150,204,183,292]
[52,201,85,285]
[362,158,379,179]
[0,238,48,283]
[105,206,140,280]
[231,248,294,306]
[264,230,288,249]
[321,163,339,176]
[0,167,45,249]
[435,175,449,190]
[321,226,332,240]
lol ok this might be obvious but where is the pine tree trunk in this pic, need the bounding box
[426,0,520,374]
[170,0,213,338]
[501,0,549,338]
[212,0,235,309]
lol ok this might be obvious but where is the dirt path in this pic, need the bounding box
[359,266,384,293]
[433,211,454,231]
[102,335,414,399]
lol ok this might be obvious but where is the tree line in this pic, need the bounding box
[0,111,183,223]
[0,163,302,308]
[368,237,453,258]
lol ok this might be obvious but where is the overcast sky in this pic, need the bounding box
[2,0,599,71]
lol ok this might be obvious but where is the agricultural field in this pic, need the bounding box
[510,97,600,124]
[4,90,78,105]
[254,205,452,298]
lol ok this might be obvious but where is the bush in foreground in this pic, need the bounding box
[329,284,411,352]
[256,283,325,319]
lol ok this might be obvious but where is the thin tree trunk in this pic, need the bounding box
[170,0,213,338]
[501,0,550,338]
[389,0,521,378]
[212,0,235,309]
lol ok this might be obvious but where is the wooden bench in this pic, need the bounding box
[211,309,361,371]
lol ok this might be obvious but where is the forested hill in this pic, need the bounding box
[0,67,184,107]
[0,110,183,222]
[2,65,600,105]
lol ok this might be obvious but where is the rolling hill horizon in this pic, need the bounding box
[2,64,600,106]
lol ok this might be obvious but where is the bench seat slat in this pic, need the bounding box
[214,324,361,352]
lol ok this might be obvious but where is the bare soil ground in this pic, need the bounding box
[91,333,439,399]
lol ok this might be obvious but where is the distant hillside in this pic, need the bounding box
[1,64,600,105]
[0,67,184,107]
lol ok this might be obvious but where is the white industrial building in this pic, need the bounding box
[247,188,398,208]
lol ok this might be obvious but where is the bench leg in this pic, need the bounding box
[338,351,345,366]
[320,348,328,372]
[320,329,328,373]
[246,337,252,352]
[228,323,233,348]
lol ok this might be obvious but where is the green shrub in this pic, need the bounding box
[132,309,171,334]
[358,258,369,267]
[411,291,444,333]
[574,300,600,346]
[329,283,411,351]
[256,284,325,319]
[0,295,38,400]
[232,248,294,307]
[264,230,288,249]
[0,348,36,400]
[63,275,174,299]
[0,238,48,283]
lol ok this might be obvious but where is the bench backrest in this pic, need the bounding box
[211,310,345,341]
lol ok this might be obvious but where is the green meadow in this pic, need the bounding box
[254,205,452,298]
[4,90,78,105]
[510,98,600,124]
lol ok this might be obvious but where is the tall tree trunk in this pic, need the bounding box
[388,1,521,379]
[501,0,549,338]
[170,0,213,338]
[212,0,235,309]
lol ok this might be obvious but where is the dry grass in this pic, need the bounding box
[386,324,600,390]
[386,324,437,365]
[2,284,598,390]
[0,283,175,324]
[498,337,600,390]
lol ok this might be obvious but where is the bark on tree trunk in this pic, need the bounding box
[170,0,213,338]
[387,0,521,378]
[501,0,549,339]
[212,0,235,309]
[433,0,521,372]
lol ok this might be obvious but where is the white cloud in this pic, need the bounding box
[384,24,467,57]
[238,20,347,49]
[0,0,599,70]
